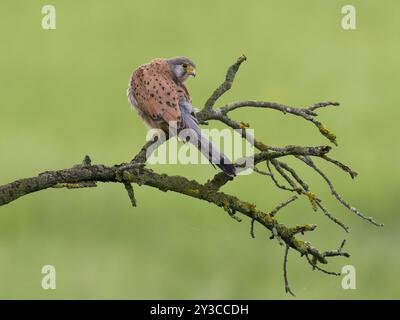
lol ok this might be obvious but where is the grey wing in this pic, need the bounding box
[179,97,200,129]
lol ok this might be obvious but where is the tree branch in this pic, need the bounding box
[204,54,247,110]
[283,244,295,296]
[0,55,382,295]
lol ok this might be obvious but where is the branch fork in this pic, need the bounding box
[0,55,382,295]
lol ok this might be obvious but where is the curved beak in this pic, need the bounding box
[187,65,196,77]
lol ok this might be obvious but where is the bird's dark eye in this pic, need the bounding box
[182,64,188,69]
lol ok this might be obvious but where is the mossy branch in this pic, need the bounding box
[0,56,382,295]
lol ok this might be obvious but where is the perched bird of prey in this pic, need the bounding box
[127,57,236,176]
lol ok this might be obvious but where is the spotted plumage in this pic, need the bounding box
[127,57,236,176]
[128,58,190,131]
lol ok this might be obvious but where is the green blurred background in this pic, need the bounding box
[0,0,399,299]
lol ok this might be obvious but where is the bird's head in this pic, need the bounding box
[166,56,196,83]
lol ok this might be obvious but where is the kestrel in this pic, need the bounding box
[127,57,236,175]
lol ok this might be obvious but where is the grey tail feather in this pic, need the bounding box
[215,159,236,176]
[196,134,236,176]
[181,109,236,176]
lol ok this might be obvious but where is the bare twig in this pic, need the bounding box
[305,255,341,276]
[123,182,137,207]
[323,239,350,258]
[298,156,383,227]
[269,196,298,217]
[316,200,350,232]
[283,245,295,296]
[204,54,247,110]
[266,160,297,192]
[250,219,256,238]
[270,159,299,190]
[308,101,340,112]
[218,101,339,145]
[319,154,358,179]
[275,160,309,191]
[305,239,349,276]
